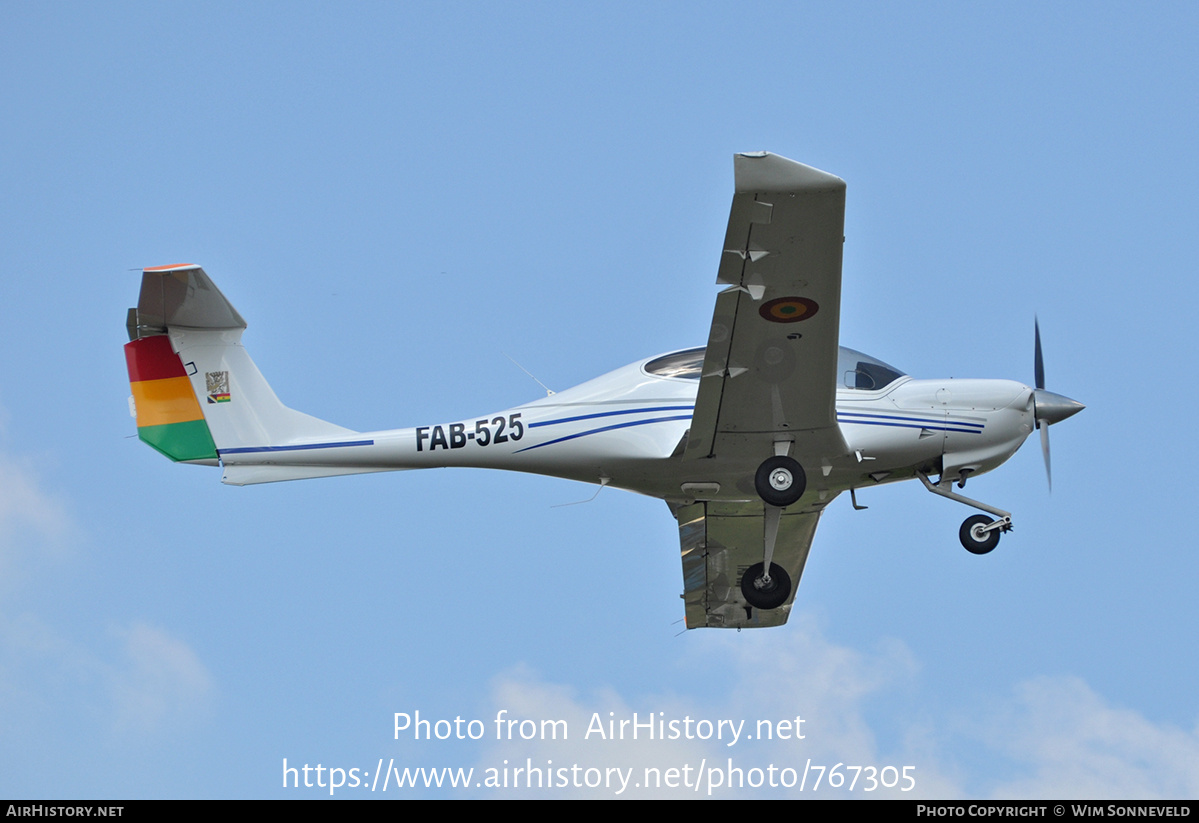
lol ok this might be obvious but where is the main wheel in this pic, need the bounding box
[959,514,1000,554]
[740,562,792,610]
[754,456,806,507]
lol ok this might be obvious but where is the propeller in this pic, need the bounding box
[1032,317,1085,490]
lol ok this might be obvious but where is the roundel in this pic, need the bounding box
[759,296,819,323]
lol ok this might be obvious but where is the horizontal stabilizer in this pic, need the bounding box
[131,264,246,336]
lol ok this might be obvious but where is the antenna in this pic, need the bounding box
[551,476,610,508]
[502,351,555,396]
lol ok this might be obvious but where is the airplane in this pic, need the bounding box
[122,152,1083,629]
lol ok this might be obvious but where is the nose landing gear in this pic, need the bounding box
[918,471,1013,555]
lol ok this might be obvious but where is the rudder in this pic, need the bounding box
[125,333,219,464]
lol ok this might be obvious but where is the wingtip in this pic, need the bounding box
[733,152,845,193]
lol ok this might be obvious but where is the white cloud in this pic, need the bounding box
[0,454,70,581]
[982,676,1199,799]
[108,622,214,735]
[463,619,1199,799]
[0,445,213,740]
[468,617,960,798]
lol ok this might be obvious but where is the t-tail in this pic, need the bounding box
[124,265,381,485]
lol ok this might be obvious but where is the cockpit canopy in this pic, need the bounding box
[642,347,707,380]
[836,347,906,391]
[644,346,907,391]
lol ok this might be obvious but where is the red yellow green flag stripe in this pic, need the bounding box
[124,335,218,462]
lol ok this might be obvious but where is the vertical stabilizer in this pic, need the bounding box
[125,265,356,469]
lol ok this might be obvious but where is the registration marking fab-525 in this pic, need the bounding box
[122,153,1083,629]
[415,415,525,452]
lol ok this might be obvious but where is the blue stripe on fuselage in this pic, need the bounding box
[219,439,376,455]
[516,413,693,453]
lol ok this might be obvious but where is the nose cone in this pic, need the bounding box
[1034,389,1085,426]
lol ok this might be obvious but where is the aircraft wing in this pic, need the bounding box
[685,153,850,461]
[674,500,826,628]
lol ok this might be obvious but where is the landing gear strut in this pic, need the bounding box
[741,453,806,611]
[917,471,1012,555]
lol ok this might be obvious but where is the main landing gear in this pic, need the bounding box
[741,561,792,610]
[918,471,1012,555]
[754,455,806,507]
[742,453,807,610]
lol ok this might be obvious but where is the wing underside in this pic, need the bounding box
[686,153,849,461]
[674,500,826,629]
[672,153,849,629]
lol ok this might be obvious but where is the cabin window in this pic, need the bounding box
[644,345,906,390]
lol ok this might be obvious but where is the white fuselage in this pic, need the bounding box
[219,349,1036,507]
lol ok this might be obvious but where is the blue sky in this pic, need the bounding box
[2,2,1197,798]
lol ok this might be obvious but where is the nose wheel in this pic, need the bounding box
[959,514,1002,554]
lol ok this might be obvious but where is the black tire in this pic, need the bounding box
[754,456,806,507]
[960,514,1000,554]
[740,562,792,610]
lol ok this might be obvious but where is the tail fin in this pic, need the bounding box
[124,265,361,479]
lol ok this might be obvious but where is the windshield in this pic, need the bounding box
[837,347,906,390]
[644,346,906,390]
